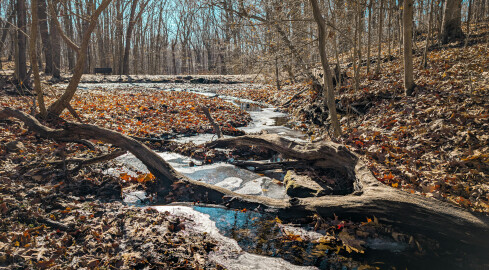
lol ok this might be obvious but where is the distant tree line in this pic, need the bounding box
[0,0,487,136]
[1,0,486,80]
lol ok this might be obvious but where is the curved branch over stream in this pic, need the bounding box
[1,107,488,254]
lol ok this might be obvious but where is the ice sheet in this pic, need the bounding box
[110,152,288,199]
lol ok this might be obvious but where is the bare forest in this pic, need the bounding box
[1,0,489,269]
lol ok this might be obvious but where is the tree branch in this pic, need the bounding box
[48,0,80,53]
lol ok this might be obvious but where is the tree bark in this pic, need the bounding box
[122,0,149,75]
[375,0,384,75]
[37,0,53,75]
[64,3,75,72]
[29,0,47,117]
[440,0,464,44]
[0,8,14,69]
[403,0,415,96]
[366,0,373,75]
[49,2,61,79]
[309,0,342,138]
[422,0,434,68]
[16,0,28,88]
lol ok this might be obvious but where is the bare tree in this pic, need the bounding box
[37,0,53,75]
[309,0,342,138]
[441,0,464,43]
[403,0,415,96]
[0,5,14,69]
[422,0,434,68]
[49,1,61,79]
[16,0,28,87]
[122,0,150,75]
[29,0,47,116]
[375,0,385,75]
[47,0,113,117]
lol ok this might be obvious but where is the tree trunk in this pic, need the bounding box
[63,3,75,72]
[0,7,14,69]
[440,0,464,43]
[422,0,434,68]
[387,0,393,57]
[366,0,373,75]
[122,0,146,75]
[49,2,61,79]
[29,0,47,117]
[465,0,473,47]
[171,41,177,75]
[275,56,281,91]
[115,0,124,75]
[309,0,342,138]
[16,0,28,87]
[375,0,384,75]
[403,0,415,96]
[47,0,112,117]
[37,0,53,75]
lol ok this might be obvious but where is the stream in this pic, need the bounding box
[59,82,469,269]
[64,82,327,269]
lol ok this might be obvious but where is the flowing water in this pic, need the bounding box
[63,82,472,269]
[72,82,325,269]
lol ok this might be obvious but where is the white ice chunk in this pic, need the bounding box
[215,177,243,190]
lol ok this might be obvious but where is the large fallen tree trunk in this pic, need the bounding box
[1,107,488,258]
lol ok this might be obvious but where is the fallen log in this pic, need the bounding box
[204,135,489,253]
[231,160,308,171]
[1,107,488,262]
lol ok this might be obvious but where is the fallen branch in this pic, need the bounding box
[130,135,172,143]
[281,87,309,107]
[200,106,222,138]
[18,212,74,231]
[56,139,95,150]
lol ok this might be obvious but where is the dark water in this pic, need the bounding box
[272,116,289,126]
[193,206,489,270]
[234,100,264,112]
[193,206,375,269]
[193,206,343,268]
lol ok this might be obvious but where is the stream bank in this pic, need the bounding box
[2,80,488,269]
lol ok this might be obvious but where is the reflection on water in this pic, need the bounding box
[193,206,357,269]
[272,116,290,126]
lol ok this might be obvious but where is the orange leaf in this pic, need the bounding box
[120,173,130,181]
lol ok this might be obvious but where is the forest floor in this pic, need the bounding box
[1,24,488,269]
[218,26,489,213]
[0,83,258,268]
